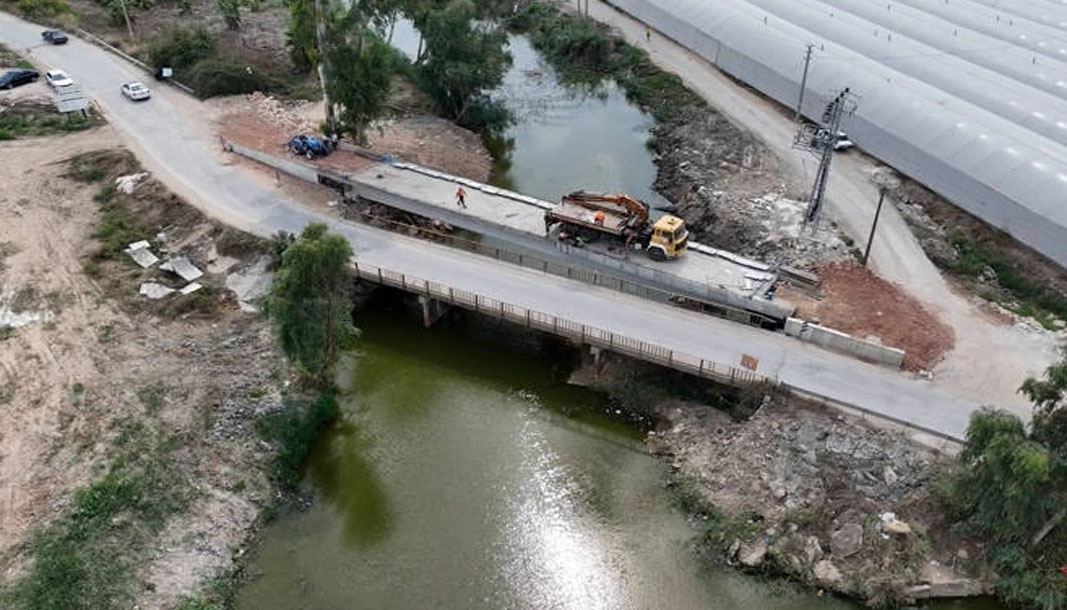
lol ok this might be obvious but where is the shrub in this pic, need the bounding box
[15,0,71,19]
[147,28,217,72]
[255,393,339,489]
[185,58,284,97]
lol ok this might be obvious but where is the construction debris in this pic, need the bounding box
[124,240,160,268]
[139,282,175,299]
[160,256,204,282]
[179,282,203,295]
[115,172,149,194]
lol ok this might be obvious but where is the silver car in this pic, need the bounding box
[120,81,151,101]
[44,69,74,89]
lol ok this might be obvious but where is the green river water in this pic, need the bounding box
[235,293,1003,610]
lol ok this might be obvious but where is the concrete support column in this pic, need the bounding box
[419,295,450,328]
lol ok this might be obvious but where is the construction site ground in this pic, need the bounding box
[585,0,1061,417]
[0,127,287,609]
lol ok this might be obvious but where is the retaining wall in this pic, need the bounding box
[784,317,905,369]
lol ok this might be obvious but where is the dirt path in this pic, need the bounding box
[587,0,1059,415]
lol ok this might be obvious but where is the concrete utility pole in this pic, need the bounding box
[863,187,886,266]
[792,87,857,228]
[795,43,814,122]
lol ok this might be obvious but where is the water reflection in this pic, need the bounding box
[234,295,868,610]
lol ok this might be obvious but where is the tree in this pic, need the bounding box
[324,29,394,143]
[269,223,358,385]
[947,353,1067,608]
[416,0,511,122]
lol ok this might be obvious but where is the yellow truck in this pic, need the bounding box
[543,191,688,261]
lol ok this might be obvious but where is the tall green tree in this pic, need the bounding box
[269,223,358,385]
[322,17,395,143]
[948,353,1067,609]
[417,0,511,122]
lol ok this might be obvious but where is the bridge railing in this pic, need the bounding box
[355,261,769,387]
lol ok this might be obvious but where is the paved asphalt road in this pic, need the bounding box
[0,11,980,440]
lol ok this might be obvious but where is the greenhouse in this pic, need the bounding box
[612,0,1067,267]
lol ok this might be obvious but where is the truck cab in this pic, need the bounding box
[647,215,688,261]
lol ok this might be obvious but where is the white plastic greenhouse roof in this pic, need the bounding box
[609,0,1067,267]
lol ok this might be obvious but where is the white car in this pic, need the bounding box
[44,69,74,89]
[120,81,151,101]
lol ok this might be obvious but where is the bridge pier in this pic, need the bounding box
[419,295,450,327]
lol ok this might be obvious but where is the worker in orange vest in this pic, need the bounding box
[594,210,606,225]
[455,186,467,208]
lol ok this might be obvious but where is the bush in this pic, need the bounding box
[255,393,339,489]
[185,58,284,97]
[15,0,71,19]
[147,28,216,72]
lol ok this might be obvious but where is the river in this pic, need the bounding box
[235,293,1002,610]
[386,18,670,208]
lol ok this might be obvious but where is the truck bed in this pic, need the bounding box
[547,201,629,235]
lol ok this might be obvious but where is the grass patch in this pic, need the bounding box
[255,392,339,489]
[215,227,269,258]
[89,186,146,262]
[951,232,1067,328]
[2,430,189,610]
[0,43,35,70]
[0,104,104,140]
[0,325,15,341]
[137,382,167,415]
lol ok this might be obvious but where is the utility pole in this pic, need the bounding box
[792,87,857,228]
[862,187,886,266]
[795,43,813,122]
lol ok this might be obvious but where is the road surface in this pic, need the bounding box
[586,0,1059,415]
[0,11,987,439]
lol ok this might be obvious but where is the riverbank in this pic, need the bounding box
[508,2,848,268]
[0,135,306,610]
[572,354,990,606]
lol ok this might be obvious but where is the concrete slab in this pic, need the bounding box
[139,282,174,299]
[164,256,203,282]
[179,282,203,295]
[125,246,159,268]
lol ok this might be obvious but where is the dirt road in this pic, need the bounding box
[587,0,1059,414]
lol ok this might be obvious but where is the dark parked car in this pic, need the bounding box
[42,30,68,44]
[0,69,40,89]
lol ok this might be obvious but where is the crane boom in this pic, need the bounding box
[561,191,649,229]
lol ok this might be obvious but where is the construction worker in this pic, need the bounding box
[645,26,651,42]
[594,210,606,225]
[455,186,467,208]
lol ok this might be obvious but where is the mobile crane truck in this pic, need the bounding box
[543,191,689,261]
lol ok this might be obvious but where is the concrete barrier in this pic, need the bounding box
[784,318,905,369]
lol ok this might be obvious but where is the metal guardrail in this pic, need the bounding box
[75,28,197,96]
[352,260,769,387]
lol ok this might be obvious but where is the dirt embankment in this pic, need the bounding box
[576,356,985,606]
[0,134,290,609]
[215,90,494,183]
[780,263,956,371]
